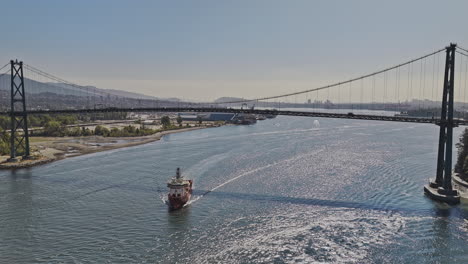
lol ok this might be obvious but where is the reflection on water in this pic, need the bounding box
[167,205,192,228]
[0,115,467,263]
[1,170,35,263]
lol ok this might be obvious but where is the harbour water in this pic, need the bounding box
[1,115,468,263]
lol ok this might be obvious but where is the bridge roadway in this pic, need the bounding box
[2,107,468,126]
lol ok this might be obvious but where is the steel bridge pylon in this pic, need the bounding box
[424,43,460,204]
[8,60,30,161]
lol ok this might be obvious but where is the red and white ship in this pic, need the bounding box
[167,168,193,210]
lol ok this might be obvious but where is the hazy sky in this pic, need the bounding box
[1,0,468,101]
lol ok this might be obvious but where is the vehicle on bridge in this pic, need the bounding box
[167,168,193,210]
[394,111,409,117]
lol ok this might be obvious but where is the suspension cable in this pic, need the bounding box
[0,62,9,72]
[23,63,114,105]
[24,64,93,93]
[464,57,468,105]
[20,47,448,107]
[458,46,468,54]
[456,50,468,57]
[1,68,9,75]
[208,47,446,105]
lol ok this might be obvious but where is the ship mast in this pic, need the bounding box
[176,168,181,179]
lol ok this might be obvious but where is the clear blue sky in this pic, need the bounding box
[1,0,467,101]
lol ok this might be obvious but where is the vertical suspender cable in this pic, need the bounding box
[423,58,426,109]
[372,75,375,105]
[360,78,363,110]
[394,68,398,109]
[419,59,423,109]
[394,68,397,111]
[407,63,410,103]
[397,67,400,112]
[432,54,436,104]
[459,53,463,116]
[437,52,441,103]
[409,63,413,103]
[464,57,468,113]
[316,87,318,108]
[337,84,340,107]
[384,71,387,111]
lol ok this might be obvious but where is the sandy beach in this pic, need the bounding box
[0,126,212,169]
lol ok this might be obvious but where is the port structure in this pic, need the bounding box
[8,60,30,161]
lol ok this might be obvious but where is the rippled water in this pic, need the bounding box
[1,115,468,263]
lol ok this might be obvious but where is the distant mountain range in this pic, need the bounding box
[0,73,180,102]
[214,97,246,103]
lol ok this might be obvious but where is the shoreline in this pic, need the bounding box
[0,126,214,169]
[453,173,468,203]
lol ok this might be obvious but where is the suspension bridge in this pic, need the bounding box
[1,43,468,204]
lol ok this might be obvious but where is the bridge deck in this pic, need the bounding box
[1,107,467,126]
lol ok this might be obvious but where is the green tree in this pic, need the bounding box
[82,128,93,136]
[455,128,468,173]
[462,156,468,181]
[456,128,468,181]
[161,116,171,129]
[197,115,203,125]
[44,121,62,137]
[0,128,10,155]
[125,125,136,133]
[28,115,40,127]
[56,115,77,125]
[69,127,82,137]
[110,127,120,137]
[94,125,109,136]
[40,115,53,126]
[176,115,183,127]
[0,116,9,130]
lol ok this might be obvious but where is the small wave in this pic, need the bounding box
[185,163,277,206]
[192,208,411,263]
[159,193,169,205]
[184,195,202,206]
[185,147,329,206]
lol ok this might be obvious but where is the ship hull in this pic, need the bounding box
[168,193,192,210]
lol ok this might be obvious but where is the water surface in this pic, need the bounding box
[1,115,467,263]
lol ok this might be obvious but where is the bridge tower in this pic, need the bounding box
[424,43,460,204]
[8,60,30,161]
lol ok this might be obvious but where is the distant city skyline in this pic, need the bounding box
[1,0,468,101]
